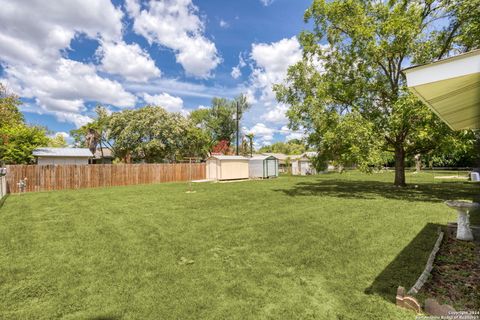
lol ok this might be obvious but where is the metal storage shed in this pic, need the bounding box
[249,155,279,179]
[291,152,319,176]
[33,148,92,165]
[206,155,249,181]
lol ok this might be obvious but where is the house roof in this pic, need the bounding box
[208,155,249,160]
[93,148,113,159]
[33,148,93,158]
[250,155,277,160]
[261,153,301,160]
[301,152,318,158]
[404,49,480,130]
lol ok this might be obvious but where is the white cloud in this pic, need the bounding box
[244,123,275,145]
[260,0,275,6]
[126,0,221,78]
[0,0,132,127]
[125,78,242,99]
[143,92,184,112]
[247,37,302,125]
[0,0,123,67]
[231,66,242,79]
[261,104,288,123]
[5,59,136,109]
[97,41,161,82]
[279,125,306,142]
[250,36,302,106]
[231,53,247,79]
[219,19,229,28]
[55,112,94,128]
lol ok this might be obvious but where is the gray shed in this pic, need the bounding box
[249,155,279,179]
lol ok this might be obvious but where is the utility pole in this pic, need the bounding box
[236,100,240,155]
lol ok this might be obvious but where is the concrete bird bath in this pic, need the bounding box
[444,201,480,241]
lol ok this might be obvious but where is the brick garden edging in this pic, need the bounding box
[408,229,444,295]
[396,228,457,316]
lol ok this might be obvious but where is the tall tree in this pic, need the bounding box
[48,133,68,148]
[190,94,250,150]
[276,0,474,186]
[259,140,307,155]
[0,84,24,129]
[0,83,49,164]
[245,133,254,157]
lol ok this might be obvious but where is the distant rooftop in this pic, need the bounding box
[93,148,113,159]
[261,153,301,160]
[208,155,249,160]
[33,148,93,158]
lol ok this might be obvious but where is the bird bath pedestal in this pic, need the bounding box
[444,201,480,241]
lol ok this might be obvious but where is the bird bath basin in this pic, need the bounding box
[444,201,480,241]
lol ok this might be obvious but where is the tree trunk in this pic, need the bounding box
[394,145,406,187]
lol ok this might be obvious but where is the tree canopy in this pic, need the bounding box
[258,139,308,155]
[190,95,251,148]
[0,84,50,164]
[275,0,479,186]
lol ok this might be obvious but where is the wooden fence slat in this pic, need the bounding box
[5,163,206,194]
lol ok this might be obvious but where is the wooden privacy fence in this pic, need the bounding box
[5,163,206,194]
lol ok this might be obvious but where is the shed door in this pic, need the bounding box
[266,159,276,177]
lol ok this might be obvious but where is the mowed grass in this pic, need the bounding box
[0,171,478,319]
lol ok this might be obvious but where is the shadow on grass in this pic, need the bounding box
[274,179,479,203]
[0,193,9,210]
[364,223,442,302]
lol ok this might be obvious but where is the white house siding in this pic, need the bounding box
[0,176,6,199]
[37,157,90,165]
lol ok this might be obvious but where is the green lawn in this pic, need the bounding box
[0,171,478,319]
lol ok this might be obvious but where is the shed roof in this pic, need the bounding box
[261,153,301,160]
[208,155,249,160]
[33,148,93,157]
[404,49,480,130]
[250,155,277,160]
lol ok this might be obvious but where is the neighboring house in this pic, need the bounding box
[206,155,249,181]
[92,148,114,164]
[291,152,319,176]
[33,148,92,165]
[261,153,301,173]
[249,155,279,179]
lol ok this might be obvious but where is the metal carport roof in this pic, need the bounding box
[404,49,480,130]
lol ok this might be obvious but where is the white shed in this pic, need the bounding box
[33,148,92,165]
[206,155,249,181]
[249,155,279,179]
[291,152,318,176]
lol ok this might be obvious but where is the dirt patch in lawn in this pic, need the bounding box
[418,236,480,311]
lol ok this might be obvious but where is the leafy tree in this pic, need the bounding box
[245,133,254,157]
[275,0,474,186]
[108,106,200,163]
[0,83,49,164]
[190,94,251,148]
[71,106,115,161]
[0,84,24,129]
[0,125,49,164]
[48,133,68,148]
[259,140,307,155]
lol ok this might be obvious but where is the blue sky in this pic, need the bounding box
[0,0,312,146]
